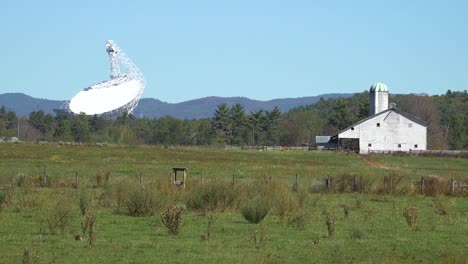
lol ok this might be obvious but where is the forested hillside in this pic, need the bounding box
[0,90,466,149]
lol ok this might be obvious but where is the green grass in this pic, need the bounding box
[1,194,466,263]
[0,143,467,263]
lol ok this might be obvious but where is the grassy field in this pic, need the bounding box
[0,143,467,263]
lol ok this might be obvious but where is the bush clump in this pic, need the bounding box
[160,204,184,235]
[241,196,270,224]
[126,186,161,217]
[78,188,92,215]
[42,200,74,235]
[187,180,238,212]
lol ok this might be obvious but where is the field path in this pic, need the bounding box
[359,155,441,178]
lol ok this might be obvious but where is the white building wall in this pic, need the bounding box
[338,110,427,154]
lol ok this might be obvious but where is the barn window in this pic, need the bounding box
[408,123,413,128]
[414,144,418,148]
[377,123,380,127]
[368,143,372,147]
[351,127,354,130]
[398,144,401,148]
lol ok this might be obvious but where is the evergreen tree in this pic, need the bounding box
[229,103,246,144]
[212,103,231,143]
[328,99,356,131]
[247,110,264,145]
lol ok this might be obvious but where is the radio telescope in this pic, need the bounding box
[68,40,146,117]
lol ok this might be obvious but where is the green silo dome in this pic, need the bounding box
[370,82,388,92]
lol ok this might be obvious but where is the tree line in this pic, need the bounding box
[0,90,466,149]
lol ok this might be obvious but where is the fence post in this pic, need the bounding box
[420,177,425,194]
[43,167,47,188]
[353,176,357,192]
[293,174,298,192]
[140,172,143,185]
[326,176,331,192]
[450,178,455,194]
[232,174,235,185]
[75,171,78,189]
[201,171,203,184]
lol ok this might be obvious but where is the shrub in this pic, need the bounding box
[241,196,270,224]
[96,170,111,187]
[403,206,418,230]
[187,180,238,212]
[273,186,297,223]
[78,189,92,215]
[81,208,97,247]
[13,188,44,212]
[160,204,183,235]
[379,172,403,194]
[43,200,74,235]
[126,186,161,217]
[287,210,306,230]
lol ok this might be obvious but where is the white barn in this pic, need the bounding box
[332,82,427,154]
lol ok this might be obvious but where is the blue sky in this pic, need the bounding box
[1,0,467,102]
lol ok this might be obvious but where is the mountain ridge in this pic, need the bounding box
[0,92,352,119]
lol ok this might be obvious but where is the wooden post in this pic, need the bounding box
[140,172,143,185]
[410,180,413,192]
[75,171,78,189]
[293,174,298,192]
[450,178,455,194]
[326,176,331,192]
[420,177,425,194]
[43,167,47,187]
[353,176,357,192]
[232,174,235,185]
[201,171,203,184]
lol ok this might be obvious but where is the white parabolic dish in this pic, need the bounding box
[69,77,142,115]
[68,40,146,116]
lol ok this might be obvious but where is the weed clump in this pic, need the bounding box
[96,170,111,187]
[22,248,39,264]
[81,208,97,246]
[325,213,335,238]
[251,224,268,250]
[350,228,366,240]
[160,204,183,235]
[78,188,92,215]
[287,210,306,230]
[434,199,449,215]
[241,196,270,224]
[0,191,6,210]
[201,214,217,241]
[403,206,418,230]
